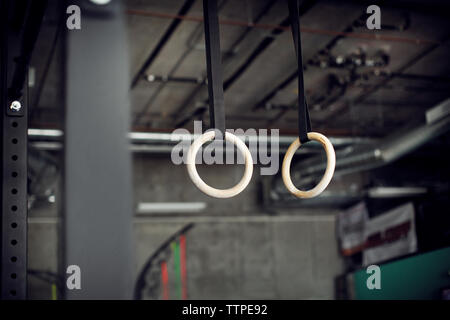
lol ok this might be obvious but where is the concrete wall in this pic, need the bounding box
[27,153,343,299]
[135,215,342,300]
[134,154,343,299]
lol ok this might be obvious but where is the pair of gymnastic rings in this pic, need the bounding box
[186,0,335,199]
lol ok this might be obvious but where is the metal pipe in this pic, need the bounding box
[28,129,374,144]
[28,129,375,153]
[125,9,439,45]
[295,99,450,181]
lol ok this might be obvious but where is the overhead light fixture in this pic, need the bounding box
[368,187,427,199]
[137,202,207,214]
[28,129,63,137]
[89,0,111,5]
[129,132,180,141]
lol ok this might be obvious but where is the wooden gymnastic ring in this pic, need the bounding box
[282,132,336,198]
[186,131,253,198]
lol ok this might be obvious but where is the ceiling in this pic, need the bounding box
[29,0,450,138]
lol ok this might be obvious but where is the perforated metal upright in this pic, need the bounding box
[0,0,28,299]
[0,90,28,301]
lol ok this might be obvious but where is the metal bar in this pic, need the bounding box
[145,74,204,85]
[28,128,376,146]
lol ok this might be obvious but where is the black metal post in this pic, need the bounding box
[1,0,29,300]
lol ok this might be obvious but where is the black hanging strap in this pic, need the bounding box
[288,0,311,144]
[203,0,226,140]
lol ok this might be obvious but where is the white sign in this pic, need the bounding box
[363,202,417,266]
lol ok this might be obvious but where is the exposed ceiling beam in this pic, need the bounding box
[133,0,232,127]
[130,0,196,89]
